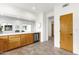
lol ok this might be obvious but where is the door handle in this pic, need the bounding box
[70,33,72,35]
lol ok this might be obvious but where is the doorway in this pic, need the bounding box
[60,13,73,52]
[51,24,54,37]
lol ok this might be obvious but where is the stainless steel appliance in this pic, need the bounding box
[34,33,39,43]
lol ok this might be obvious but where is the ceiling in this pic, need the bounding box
[4,3,57,14]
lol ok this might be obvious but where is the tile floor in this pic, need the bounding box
[1,38,74,55]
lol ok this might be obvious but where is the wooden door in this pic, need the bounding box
[60,13,73,52]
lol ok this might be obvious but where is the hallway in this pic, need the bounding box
[1,38,74,55]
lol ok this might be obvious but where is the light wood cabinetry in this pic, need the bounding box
[20,33,34,46]
[20,34,28,46]
[0,36,9,52]
[0,33,36,53]
[9,35,20,49]
[27,33,34,44]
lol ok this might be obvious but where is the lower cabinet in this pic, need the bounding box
[20,33,34,46]
[9,35,20,49]
[0,36,9,53]
[0,33,34,53]
[27,34,34,44]
[20,34,28,46]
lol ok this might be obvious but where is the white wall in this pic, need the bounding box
[46,12,54,37]
[54,3,79,54]
[48,18,54,37]
[0,16,35,33]
[0,4,36,20]
[48,20,52,37]
[46,12,54,17]
[0,4,36,34]
[35,12,48,42]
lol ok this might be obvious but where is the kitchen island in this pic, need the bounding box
[0,32,40,53]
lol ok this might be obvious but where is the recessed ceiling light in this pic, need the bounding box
[32,6,36,10]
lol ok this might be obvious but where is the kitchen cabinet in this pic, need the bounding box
[20,33,34,46]
[0,36,9,53]
[27,33,34,44]
[20,34,28,46]
[9,35,20,49]
[0,33,37,53]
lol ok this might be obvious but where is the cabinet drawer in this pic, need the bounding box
[0,36,8,39]
[9,35,20,38]
[27,34,33,36]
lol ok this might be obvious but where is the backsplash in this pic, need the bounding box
[0,15,35,33]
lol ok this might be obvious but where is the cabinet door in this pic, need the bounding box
[20,34,34,46]
[0,36,9,52]
[27,33,34,44]
[9,35,20,49]
[20,34,28,46]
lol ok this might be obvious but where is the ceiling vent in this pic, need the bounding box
[62,3,69,8]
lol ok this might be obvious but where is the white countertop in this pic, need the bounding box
[0,32,35,36]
